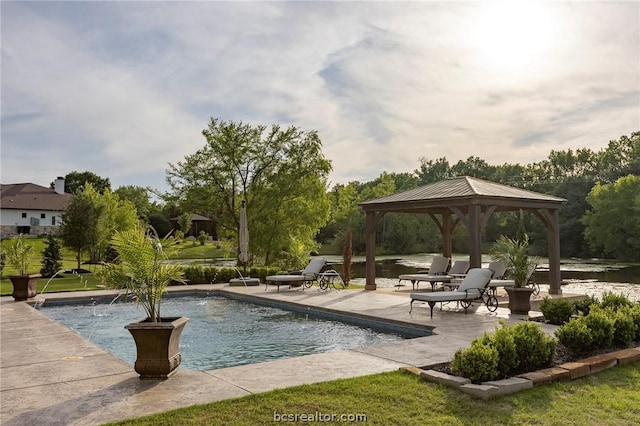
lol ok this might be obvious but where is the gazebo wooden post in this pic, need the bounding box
[365,211,379,290]
[442,212,453,259]
[547,209,562,295]
[469,204,482,268]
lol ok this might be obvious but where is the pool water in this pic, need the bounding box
[41,295,405,371]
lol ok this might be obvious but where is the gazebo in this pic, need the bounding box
[359,176,567,294]
[169,213,212,237]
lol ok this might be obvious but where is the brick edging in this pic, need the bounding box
[401,346,640,400]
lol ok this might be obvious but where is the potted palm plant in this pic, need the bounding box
[100,225,188,379]
[5,234,41,301]
[490,235,536,315]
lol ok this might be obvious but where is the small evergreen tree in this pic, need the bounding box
[41,235,63,278]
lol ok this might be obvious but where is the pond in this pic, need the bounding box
[320,254,640,301]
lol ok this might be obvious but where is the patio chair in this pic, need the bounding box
[409,268,494,317]
[397,255,451,291]
[526,264,540,295]
[488,261,507,279]
[265,257,326,292]
[441,260,471,290]
[486,263,538,297]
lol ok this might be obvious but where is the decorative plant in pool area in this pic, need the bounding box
[4,234,36,276]
[5,234,41,300]
[100,225,185,322]
[489,235,534,288]
[100,225,189,379]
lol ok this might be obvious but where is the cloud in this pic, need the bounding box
[1,1,638,191]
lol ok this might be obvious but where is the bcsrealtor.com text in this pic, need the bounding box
[273,411,367,422]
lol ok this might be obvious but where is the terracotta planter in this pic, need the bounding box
[10,274,41,301]
[505,287,535,315]
[125,316,190,379]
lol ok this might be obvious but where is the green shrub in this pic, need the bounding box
[540,297,575,325]
[509,322,556,374]
[583,306,615,349]
[248,266,280,282]
[600,291,633,311]
[629,304,640,341]
[40,235,63,278]
[181,266,280,284]
[197,231,208,246]
[555,317,593,355]
[476,322,518,378]
[573,295,598,316]
[451,342,499,383]
[609,306,636,348]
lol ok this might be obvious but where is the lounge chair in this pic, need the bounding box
[487,261,507,279]
[265,258,326,292]
[440,260,471,289]
[409,268,494,317]
[526,264,540,295]
[397,255,451,291]
[486,263,538,297]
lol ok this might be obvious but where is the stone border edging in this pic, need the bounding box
[402,347,640,400]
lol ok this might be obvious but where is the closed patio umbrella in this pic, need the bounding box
[238,200,249,270]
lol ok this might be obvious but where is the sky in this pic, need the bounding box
[2,0,639,194]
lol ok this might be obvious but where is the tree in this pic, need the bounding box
[53,171,111,194]
[166,118,332,265]
[114,185,152,221]
[415,157,451,184]
[582,175,640,261]
[40,235,63,278]
[177,213,193,236]
[59,183,138,267]
[83,184,138,262]
[60,191,100,270]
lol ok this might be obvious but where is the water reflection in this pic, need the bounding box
[320,254,640,285]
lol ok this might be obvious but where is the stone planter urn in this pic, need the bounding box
[505,287,535,315]
[125,316,190,379]
[10,274,41,301]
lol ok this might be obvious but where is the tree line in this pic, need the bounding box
[55,125,640,267]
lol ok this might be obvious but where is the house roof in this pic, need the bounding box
[360,176,566,213]
[0,183,72,211]
[169,213,212,222]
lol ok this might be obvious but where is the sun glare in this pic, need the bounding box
[470,1,557,73]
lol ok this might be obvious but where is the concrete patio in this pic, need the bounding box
[1,283,564,425]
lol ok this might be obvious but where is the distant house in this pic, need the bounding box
[0,177,72,237]
[169,213,213,237]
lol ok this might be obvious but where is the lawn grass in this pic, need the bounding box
[1,236,226,295]
[105,363,640,425]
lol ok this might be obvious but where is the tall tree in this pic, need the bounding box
[54,171,111,194]
[582,175,640,261]
[83,184,138,262]
[60,191,100,270]
[114,185,152,221]
[166,118,332,265]
[415,157,451,184]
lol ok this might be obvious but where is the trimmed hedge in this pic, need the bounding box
[555,293,639,355]
[540,297,575,325]
[452,321,555,383]
[181,266,280,284]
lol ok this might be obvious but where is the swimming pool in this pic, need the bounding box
[40,294,408,371]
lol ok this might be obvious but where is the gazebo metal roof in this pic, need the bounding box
[360,176,566,212]
[359,176,567,294]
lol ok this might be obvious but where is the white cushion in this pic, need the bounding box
[266,275,305,282]
[410,289,482,302]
